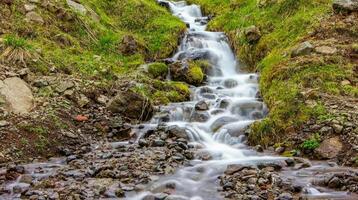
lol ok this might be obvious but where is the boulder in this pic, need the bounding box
[165,125,188,139]
[244,25,261,43]
[195,100,209,111]
[291,41,313,57]
[315,137,343,159]
[0,77,34,114]
[190,111,210,122]
[107,91,154,121]
[333,0,358,13]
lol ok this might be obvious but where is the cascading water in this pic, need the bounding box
[129,1,357,199]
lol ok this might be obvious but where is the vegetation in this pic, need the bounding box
[300,133,321,150]
[0,0,185,76]
[148,62,169,79]
[187,60,205,85]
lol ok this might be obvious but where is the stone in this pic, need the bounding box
[291,41,313,57]
[24,4,36,12]
[225,164,246,175]
[190,111,210,122]
[244,25,261,43]
[19,174,32,184]
[341,80,351,86]
[107,91,154,121]
[166,125,188,139]
[0,77,34,114]
[77,94,90,107]
[275,146,285,154]
[119,35,140,55]
[333,0,358,13]
[275,193,293,200]
[96,95,109,105]
[223,79,238,88]
[55,81,74,93]
[33,79,49,88]
[315,46,337,55]
[195,100,209,111]
[315,137,343,159]
[0,120,9,127]
[74,115,88,122]
[66,0,87,14]
[25,11,44,24]
[332,124,344,133]
[210,116,238,131]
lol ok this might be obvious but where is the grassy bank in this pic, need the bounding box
[188,0,358,153]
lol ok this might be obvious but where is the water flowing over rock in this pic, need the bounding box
[0,77,34,114]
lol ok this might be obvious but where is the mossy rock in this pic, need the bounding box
[148,62,168,79]
[170,61,205,86]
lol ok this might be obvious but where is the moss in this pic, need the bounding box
[188,61,204,85]
[148,62,168,79]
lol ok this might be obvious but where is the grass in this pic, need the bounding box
[1,0,185,77]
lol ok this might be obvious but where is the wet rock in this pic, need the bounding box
[255,145,264,152]
[275,192,293,200]
[291,41,313,57]
[328,176,342,188]
[275,146,285,154]
[166,125,188,139]
[210,116,238,131]
[0,77,34,114]
[152,139,165,147]
[107,91,154,121]
[219,99,231,109]
[225,164,246,175]
[190,111,210,122]
[157,0,170,10]
[223,79,238,88]
[138,139,149,147]
[19,174,32,184]
[315,137,343,159]
[333,0,358,13]
[195,100,209,111]
[244,25,261,43]
[25,11,44,24]
[199,87,213,94]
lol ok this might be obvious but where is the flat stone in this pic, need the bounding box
[55,81,74,93]
[0,120,9,127]
[0,77,34,114]
[315,46,337,55]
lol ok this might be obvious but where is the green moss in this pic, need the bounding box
[148,62,168,78]
[188,61,204,85]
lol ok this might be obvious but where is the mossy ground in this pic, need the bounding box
[188,0,358,156]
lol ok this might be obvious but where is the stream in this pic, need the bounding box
[128,1,357,200]
[0,0,357,200]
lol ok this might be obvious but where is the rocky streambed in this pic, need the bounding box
[1,1,358,200]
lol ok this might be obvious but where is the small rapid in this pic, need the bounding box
[129,1,357,199]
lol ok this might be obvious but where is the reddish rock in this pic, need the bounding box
[74,115,88,122]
